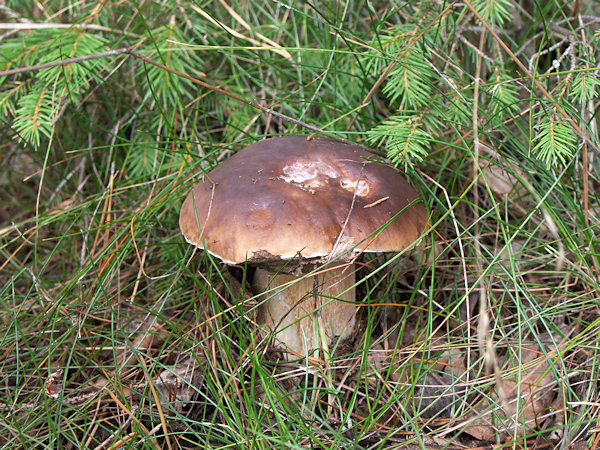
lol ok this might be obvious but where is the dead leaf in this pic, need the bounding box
[116,315,165,366]
[462,338,556,442]
[156,358,204,411]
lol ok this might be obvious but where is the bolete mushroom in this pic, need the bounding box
[179,136,426,355]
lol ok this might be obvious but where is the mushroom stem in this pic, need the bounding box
[253,264,358,355]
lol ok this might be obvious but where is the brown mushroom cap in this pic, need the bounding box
[179,136,427,265]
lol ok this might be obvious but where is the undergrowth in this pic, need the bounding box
[0,0,599,448]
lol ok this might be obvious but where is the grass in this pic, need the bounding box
[1,0,599,448]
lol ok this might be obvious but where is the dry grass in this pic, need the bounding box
[0,0,599,448]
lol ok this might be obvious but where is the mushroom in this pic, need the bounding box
[179,136,426,355]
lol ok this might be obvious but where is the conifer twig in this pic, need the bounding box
[347,1,456,130]
[0,47,131,76]
[0,47,338,139]
[462,0,599,154]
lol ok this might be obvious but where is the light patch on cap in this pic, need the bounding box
[340,178,369,197]
[281,161,318,184]
[280,159,370,197]
[280,160,338,188]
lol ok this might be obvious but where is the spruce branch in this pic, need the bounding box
[12,86,52,147]
[366,115,431,169]
[347,1,457,130]
[0,41,346,147]
[128,50,337,140]
[471,0,513,27]
[463,0,599,154]
[569,72,600,104]
[532,109,576,167]
[382,49,435,108]
[488,69,520,127]
[2,30,111,147]
[0,48,130,78]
